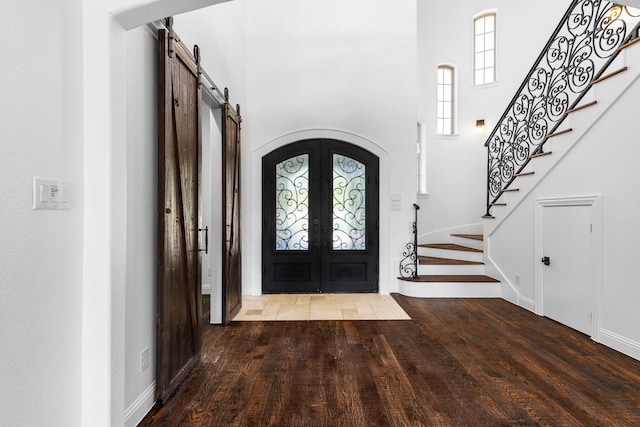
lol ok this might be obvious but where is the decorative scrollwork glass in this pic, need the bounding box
[333,154,366,251]
[275,155,309,251]
[486,1,640,212]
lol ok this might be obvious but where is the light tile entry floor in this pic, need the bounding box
[232,293,411,321]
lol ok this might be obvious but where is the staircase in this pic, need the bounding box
[398,233,501,298]
[399,2,640,298]
[484,36,640,233]
[483,2,640,224]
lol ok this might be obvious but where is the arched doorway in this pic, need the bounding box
[262,139,380,293]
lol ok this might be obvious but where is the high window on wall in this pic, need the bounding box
[474,13,496,85]
[436,65,455,135]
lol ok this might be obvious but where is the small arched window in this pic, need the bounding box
[437,65,455,135]
[474,13,496,85]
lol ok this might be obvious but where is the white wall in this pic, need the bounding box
[489,75,640,358]
[0,0,84,425]
[417,0,570,236]
[244,0,418,294]
[123,25,158,426]
[174,0,247,110]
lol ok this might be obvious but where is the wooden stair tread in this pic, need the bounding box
[399,275,500,283]
[419,243,483,253]
[530,151,552,159]
[451,234,483,241]
[618,37,640,51]
[566,100,597,114]
[591,66,627,85]
[418,256,483,266]
[547,129,572,138]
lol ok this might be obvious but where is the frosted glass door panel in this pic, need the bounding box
[333,154,366,251]
[275,155,309,251]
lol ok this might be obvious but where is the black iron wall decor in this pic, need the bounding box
[485,1,640,216]
[399,204,420,279]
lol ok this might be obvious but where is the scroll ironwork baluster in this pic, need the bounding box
[484,1,640,217]
[399,204,420,279]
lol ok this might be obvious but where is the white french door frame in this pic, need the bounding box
[535,195,603,340]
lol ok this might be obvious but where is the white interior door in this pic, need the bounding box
[541,203,593,335]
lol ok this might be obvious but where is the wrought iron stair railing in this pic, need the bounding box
[485,0,640,217]
[399,204,420,279]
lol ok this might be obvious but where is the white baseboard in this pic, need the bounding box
[124,381,156,427]
[517,295,536,313]
[484,254,518,303]
[599,329,640,362]
[202,283,211,295]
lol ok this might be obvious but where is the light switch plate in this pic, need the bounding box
[390,193,402,212]
[33,177,71,210]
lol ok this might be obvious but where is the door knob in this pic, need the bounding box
[541,256,550,266]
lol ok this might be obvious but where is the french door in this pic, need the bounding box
[262,139,379,293]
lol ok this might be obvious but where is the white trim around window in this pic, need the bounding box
[436,64,456,135]
[473,11,496,85]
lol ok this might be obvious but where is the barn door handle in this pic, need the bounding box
[199,226,209,254]
[541,256,550,266]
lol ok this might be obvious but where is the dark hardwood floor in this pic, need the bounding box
[140,295,640,426]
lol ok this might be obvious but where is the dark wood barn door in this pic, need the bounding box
[156,27,203,403]
[222,90,242,325]
[262,139,379,294]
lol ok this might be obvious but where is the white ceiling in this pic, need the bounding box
[114,0,232,30]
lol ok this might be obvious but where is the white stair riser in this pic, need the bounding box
[419,264,485,275]
[418,247,483,263]
[451,236,483,250]
[398,281,501,298]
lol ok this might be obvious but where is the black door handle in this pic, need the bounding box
[199,226,209,254]
[541,256,550,266]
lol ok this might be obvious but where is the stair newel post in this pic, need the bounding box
[485,139,492,218]
[399,203,420,279]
